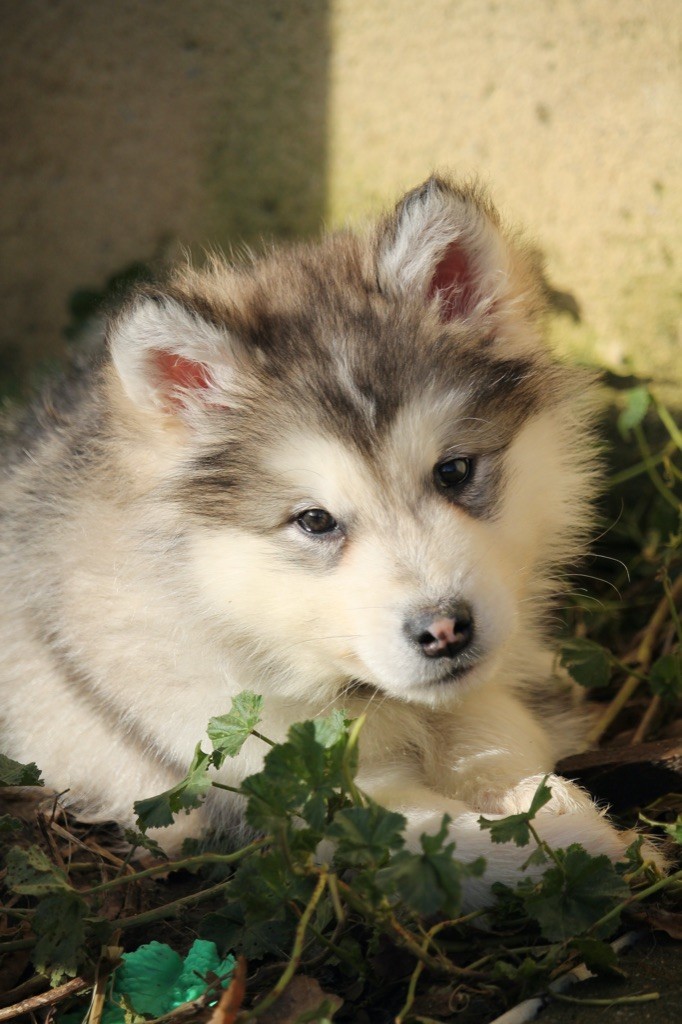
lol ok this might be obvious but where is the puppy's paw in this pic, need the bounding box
[501,773,596,817]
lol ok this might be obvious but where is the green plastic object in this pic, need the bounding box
[100,939,235,1022]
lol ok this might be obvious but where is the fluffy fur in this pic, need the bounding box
[0,177,643,907]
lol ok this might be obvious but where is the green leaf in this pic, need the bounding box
[0,752,43,788]
[134,744,213,830]
[0,814,21,835]
[207,691,264,762]
[493,955,550,995]
[201,872,298,960]
[376,815,484,917]
[32,891,88,985]
[528,777,554,817]
[5,846,72,895]
[313,709,349,748]
[560,638,612,689]
[479,776,553,847]
[522,844,629,941]
[649,652,682,700]
[326,802,406,867]
[241,713,353,833]
[479,811,533,847]
[648,814,682,845]
[618,385,650,434]
[295,1001,340,1023]
[122,829,168,859]
[570,938,624,976]
[522,844,550,869]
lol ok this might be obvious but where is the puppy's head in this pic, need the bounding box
[107,177,598,707]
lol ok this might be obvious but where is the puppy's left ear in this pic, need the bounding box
[108,294,243,418]
[377,177,532,325]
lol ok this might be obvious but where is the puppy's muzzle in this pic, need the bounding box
[406,602,474,660]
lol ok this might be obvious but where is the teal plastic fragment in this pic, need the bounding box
[92,939,235,1023]
[113,940,184,1016]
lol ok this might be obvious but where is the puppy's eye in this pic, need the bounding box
[295,508,339,535]
[434,457,472,489]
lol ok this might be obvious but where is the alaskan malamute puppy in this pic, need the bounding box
[0,178,640,905]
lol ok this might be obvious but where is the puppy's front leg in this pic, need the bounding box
[440,686,587,815]
[360,775,630,910]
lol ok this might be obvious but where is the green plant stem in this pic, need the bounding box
[211,781,242,794]
[608,657,649,682]
[551,991,659,1006]
[634,424,680,511]
[396,912,482,1022]
[0,937,34,953]
[653,397,682,449]
[335,878,485,981]
[83,837,268,896]
[589,868,682,937]
[662,572,682,645]
[609,439,676,486]
[327,870,345,924]
[528,823,563,871]
[301,920,353,971]
[396,956,425,1023]
[116,877,235,931]
[251,729,275,747]
[588,575,682,743]
[238,871,328,1021]
[342,714,367,806]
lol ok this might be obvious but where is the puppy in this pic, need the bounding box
[0,177,640,906]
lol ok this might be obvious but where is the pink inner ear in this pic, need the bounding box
[427,242,475,321]
[154,351,212,396]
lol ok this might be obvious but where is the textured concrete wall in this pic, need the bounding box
[327,0,681,380]
[0,0,329,370]
[1,0,679,382]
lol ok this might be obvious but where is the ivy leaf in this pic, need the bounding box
[493,955,551,995]
[242,713,352,833]
[479,776,553,847]
[0,752,43,788]
[643,814,682,846]
[649,653,682,700]
[326,802,406,867]
[479,812,533,847]
[313,709,350,748]
[522,844,550,869]
[570,938,624,977]
[522,845,628,941]
[123,829,168,859]
[0,814,21,835]
[618,385,650,435]
[208,692,264,763]
[527,778,554,817]
[135,744,213,830]
[376,815,484,917]
[6,846,72,895]
[560,638,612,689]
[200,901,292,960]
[32,891,88,985]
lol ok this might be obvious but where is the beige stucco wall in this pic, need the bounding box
[327,0,681,381]
[1,0,680,383]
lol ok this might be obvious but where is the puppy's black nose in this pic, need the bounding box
[407,603,474,659]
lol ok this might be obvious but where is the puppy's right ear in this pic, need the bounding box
[108,295,242,416]
[376,177,519,326]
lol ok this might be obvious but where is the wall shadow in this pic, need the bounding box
[0,1,330,380]
[206,2,330,248]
